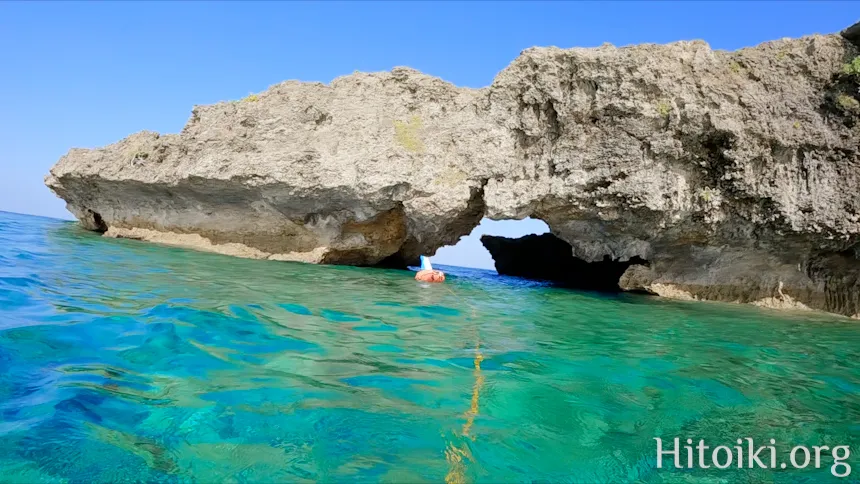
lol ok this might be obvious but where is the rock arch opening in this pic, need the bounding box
[480,232,648,292]
[432,217,550,270]
[431,216,648,292]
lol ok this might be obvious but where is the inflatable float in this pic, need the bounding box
[415,256,445,283]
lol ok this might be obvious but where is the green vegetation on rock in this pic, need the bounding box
[837,93,860,113]
[393,116,424,153]
[699,187,715,203]
[841,56,860,77]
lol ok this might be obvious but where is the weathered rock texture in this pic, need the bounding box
[47,23,860,317]
[481,234,646,291]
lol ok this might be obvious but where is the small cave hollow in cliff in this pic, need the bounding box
[480,232,648,292]
[85,209,108,234]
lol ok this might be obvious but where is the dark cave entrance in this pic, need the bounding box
[480,232,648,292]
[85,209,108,233]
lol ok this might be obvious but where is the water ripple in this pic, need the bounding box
[0,211,858,482]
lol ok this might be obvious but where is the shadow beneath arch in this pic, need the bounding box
[481,233,647,292]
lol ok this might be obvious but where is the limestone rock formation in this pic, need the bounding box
[843,20,860,46]
[47,23,860,317]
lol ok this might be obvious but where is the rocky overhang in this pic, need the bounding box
[47,22,860,317]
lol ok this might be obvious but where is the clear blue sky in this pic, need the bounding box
[0,2,854,269]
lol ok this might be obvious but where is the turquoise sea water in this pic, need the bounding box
[0,210,858,483]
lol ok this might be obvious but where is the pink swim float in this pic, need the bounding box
[415,269,445,283]
[415,256,445,283]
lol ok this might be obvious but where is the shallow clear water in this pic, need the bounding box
[0,210,858,483]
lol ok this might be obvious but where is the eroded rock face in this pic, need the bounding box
[47,70,502,266]
[47,25,860,317]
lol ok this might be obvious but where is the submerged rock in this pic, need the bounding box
[47,24,860,317]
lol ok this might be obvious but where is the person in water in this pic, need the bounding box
[415,256,445,283]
